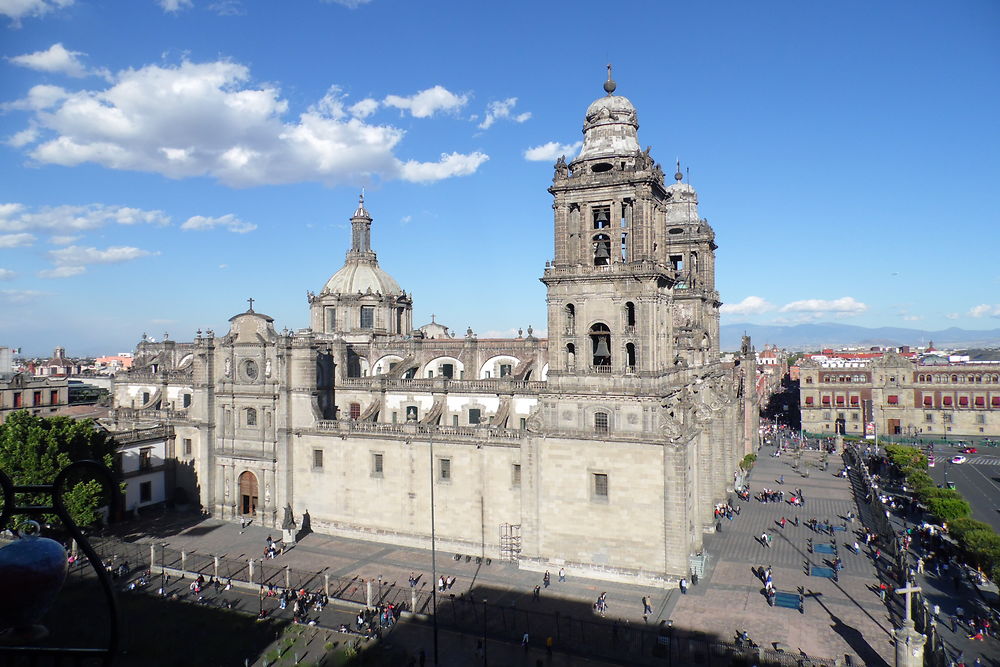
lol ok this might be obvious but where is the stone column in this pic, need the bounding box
[893,623,925,667]
[365,579,373,609]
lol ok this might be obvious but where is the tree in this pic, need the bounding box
[0,411,118,529]
[926,496,971,524]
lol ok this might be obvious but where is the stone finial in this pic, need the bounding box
[675,160,683,182]
[604,63,616,95]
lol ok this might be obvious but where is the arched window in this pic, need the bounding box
[246,407,257,426]
[593,234,611,266]
[565,303,576,332]
[626,343,636,371]
[590,323,611,367]
[183,394,192,408]
[566,343,576,370]
[624,302,636,329]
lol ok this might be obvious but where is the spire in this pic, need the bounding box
[349,192,373,257]
[604,63,617,95]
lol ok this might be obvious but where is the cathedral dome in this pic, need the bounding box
[323,261,402,296]
[576,90,640,162]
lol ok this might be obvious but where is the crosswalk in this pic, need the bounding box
[963,455,1000,466]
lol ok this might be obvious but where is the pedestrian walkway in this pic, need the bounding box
[673,447,894,666]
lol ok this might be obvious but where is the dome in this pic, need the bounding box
[323,261,402,296]
[576,93,640,162]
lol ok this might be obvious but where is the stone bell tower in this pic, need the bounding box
[540,67,721,412]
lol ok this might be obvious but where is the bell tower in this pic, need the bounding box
[538,68,721,432]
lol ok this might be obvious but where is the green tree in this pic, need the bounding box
[0,411,118,528]
[926,496,971,524]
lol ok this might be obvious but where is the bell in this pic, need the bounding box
[593,338,611,358]
[594,210,609,228]
[595,242,611,259]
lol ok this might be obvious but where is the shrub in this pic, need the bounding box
[739,453,757,471]
[927,497,971,523]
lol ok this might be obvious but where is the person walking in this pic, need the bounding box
[543,570,551,589]
[642,595,653,615]
[679,578,688,594]
[558,567,566,583]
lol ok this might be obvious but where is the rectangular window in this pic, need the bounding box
[975,396,985,407]
[925,413,934,423]
[976,414,986,424]
[512,464,521,488]
[33,391,41,406]
[14,392,22,408]
[943,413,953,423]
[520,417,527,430]
[468,408,481,425]
[392,412,398,424]
[441,363,454,378]
[349,402,361,420]
[593,473,609,500]
[887,395,899,405]
[959,396,969,406]
[850,396,859,405]
[993,397,1000,407]
[360,306,374,329]
[325,307,337,332]
[183,394,192,408]
[851,412,859,421]
[50,390,59,405]
[183,438,192,456]
[499,364,512,377]
[139,481,151,503]
[439,458,451,482]
[923,396,932,406]
[942,396,952,406]
[139,448,152,471]
[594,412,609,433]
[805,396,814,405]
[822,411,831,420]
[372,452,384,477]
[821,396,830,405]
[313,449,323,469]
[452,415,459,426]
[835,396,845,405]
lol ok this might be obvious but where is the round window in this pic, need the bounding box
[244,360,258,380]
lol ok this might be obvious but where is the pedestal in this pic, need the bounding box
[894,623,925,667]
[282,528,296,546]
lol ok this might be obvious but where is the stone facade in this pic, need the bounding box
[110,75,758,587]
[799,351,1000,437]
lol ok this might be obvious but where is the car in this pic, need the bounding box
[950,455,967,464]
[961,447,977,454]
[928,456,935,467]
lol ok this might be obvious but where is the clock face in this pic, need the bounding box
[244,360,258,380]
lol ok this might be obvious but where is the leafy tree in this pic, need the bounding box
[949,517,993,542]
[0,411,118,529]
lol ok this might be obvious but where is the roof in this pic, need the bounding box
[323,260,402,296]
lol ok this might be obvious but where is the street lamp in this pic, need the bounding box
[159,542,167,595]
[377,574,382,606]
[482,598,488,667]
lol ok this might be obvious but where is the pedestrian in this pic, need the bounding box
[239,515,246,533]
[533,584,541,601]
[879,583,887,601]
[679,578,688,594]
[558,567,566,583]
[546,635,553,657]
[522,632,529,649]
[543,570,551,588]
[642,595,653,614]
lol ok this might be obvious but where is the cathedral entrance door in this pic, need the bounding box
[239,471,259,515]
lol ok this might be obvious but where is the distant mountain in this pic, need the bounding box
[720,323,1000,352]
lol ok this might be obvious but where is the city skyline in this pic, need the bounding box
[2,0,998,356]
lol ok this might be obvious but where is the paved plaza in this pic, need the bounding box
[105,443,1000,666]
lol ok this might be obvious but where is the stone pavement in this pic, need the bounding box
[672,447,895,666]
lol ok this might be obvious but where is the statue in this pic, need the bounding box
[554,155,568,178]
[281,504,296,531]
[265,358,272,378]
[224,358,231,377]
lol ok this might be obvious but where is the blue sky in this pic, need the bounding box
[1,0,998,356]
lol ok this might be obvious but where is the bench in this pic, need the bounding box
[810,565,836,579]
[814,543,836,555]
[773,591,803,611]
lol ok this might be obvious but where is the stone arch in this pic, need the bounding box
[479,354,520,379]
[422,355,464,379]
[238,470,259,516]
[373,354,404,376]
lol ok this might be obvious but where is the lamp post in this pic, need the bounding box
[377,574,382,606]
[429,429,439,665]
[159,542,167,595]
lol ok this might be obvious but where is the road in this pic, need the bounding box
[927,443,1000,533]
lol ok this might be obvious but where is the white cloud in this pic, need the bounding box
[7,126,39,147]
[219,263,228,269]
[479,97,530,130]
[38,265,84,278]
[901,315,922,322]
[0,0,73,25]
[399,151,488,183]
[780,296,868,317]
[0,232,36,247]
[349,98,378,118]
[523,140,582,162]
[0,268,15,280]
[400,215,412,225]
[49,244,157,266]
[181,213,256,233]
[945,312,960,320]
[969,304,1000,318]
[9,43,89,77]
[8,62,487,186]
[384,85,468,118]
[322,0,372,8]
[0,289,48,303]
[159,0,192,12]
[49,234,79,245]
[721,296,776,316]
[0,203,169,233]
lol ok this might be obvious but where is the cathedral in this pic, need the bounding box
[111,73,759,587]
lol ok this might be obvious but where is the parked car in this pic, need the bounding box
[950,455,967,464]
[961,447,977,454]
